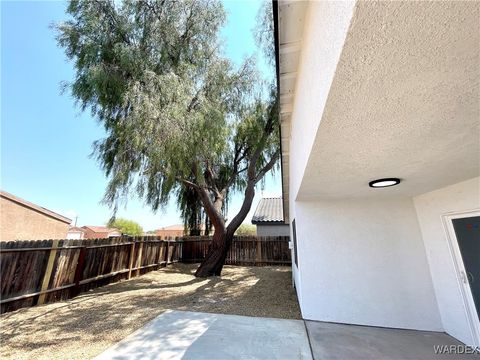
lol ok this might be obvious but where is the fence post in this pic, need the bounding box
[136,241,144,277]
[178,238,183,262]
[37,239,59,305]
[173,237,177,262]
[155,238,162,268]
[71,246,86,298]
[256,237,262,266]
[127,241,136,279]
[173,240,177,262]
[164,240,169,265]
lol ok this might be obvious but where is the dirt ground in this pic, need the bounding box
[0,263,300,360]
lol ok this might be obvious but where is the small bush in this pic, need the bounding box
[235,224,256,236]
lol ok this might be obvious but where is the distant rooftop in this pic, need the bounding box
[252,198,284,224]
[68,226,85,232]
[82,226,120,233]
[0,190,72,224]
[157,224,185,231]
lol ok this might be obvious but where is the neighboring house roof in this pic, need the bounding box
[252,198,284,224]
[81,226,120,233]
[68,226,86,233]
[157,224,185,231]
[0,190,72,224]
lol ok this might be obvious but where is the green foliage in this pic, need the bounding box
[255,0,275,66]
[235,224,256,236]
[108,218,143,236]
[178,183,210,235]
[56,0,279,231]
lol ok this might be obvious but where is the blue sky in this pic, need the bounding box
[1,0,281,231]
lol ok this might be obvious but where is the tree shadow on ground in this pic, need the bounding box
[0,263,300,360]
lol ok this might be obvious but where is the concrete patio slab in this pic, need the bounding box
[305,320,480,360]
[95,310,312,360]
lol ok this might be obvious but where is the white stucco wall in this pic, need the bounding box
[287,0,356,317]
[293,197,442,331]
[256,224,290,237]
[288,1,356,201]
[283,0,478,340]
[414,177,480,345]
[289,200,302,305]
[66,231,83,240]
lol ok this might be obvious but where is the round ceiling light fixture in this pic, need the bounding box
[369,178,401,188]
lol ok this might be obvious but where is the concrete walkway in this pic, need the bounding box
[306,321,480,360]
[96,310,479,360]
[95,310,312,360]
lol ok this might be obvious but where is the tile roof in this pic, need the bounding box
[0,190,72,224]
[252,198,284,224]
[82,226,120,233]
[68,226,86,233]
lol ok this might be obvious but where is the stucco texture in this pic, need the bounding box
[294,197,442,331]
[284,0,479,344]
[256,224,290,237]
[293,1,479,200]
[0,197,69,241]
[414,177,480,345]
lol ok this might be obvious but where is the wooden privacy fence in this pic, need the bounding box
[0,235,290,313]
[181,235,291,266]
[0,236,182,313]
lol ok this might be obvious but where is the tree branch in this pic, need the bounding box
[195,186,226,232]
[204,162,220,195]
[222,143,247,191]
[255,149,280,184]
[176,177,200,190]
[226,150,279,235]
[180,161,225,231]
[225,178,257,236]
[226,99,279,235]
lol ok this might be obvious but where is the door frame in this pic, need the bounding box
[442,209,480,347]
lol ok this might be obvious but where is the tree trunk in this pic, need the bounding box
[194,182,255,277]
[194,227,233,277]
[192,143,280,277]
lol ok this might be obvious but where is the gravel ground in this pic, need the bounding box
[0,264,300,360]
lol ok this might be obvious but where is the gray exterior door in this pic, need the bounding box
[452,216,480,320]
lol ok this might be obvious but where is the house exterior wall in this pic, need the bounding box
[287,0,356,310]
[288,1,356,201]
[256,224,290,236]
[414,177,480,345]
[0,197,69,241]
[83,228,122,239]
[284,0,478,346]
[289,204,302,306]
[82,228,104,239]
[67,231,84,240]
[291,197,442,331]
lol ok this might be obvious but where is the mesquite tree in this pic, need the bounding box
[56,0,279,277]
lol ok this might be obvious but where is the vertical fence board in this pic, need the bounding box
[37,239,59,304]
[71,246,86,298]
[127,242,136,279]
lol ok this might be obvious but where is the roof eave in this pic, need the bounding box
[252,220,286,225]
[272,0,287,225]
